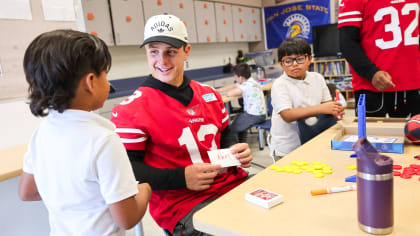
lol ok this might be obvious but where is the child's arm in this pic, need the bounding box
[217,83,237,93]
[109,182,152,230]
[18,172,42,201]
[280,101,345,123]
[226,87,243,97]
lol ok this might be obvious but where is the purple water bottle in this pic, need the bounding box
[353,137,393,235]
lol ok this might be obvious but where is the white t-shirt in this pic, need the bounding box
[237,77,267,116]
[23,110,138,236]
[270,72,332,156]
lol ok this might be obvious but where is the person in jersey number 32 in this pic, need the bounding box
[338,0,420,117]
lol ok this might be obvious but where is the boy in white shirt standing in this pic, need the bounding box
[18,29,151,235]
[218,63,267,142]
[270,38,345,157]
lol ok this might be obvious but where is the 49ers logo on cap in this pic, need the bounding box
[151,21,173,33]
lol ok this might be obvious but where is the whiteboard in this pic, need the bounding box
[0,0,77,101]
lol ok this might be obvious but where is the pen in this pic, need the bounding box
[335,90,342,119]
[335,90,340,102]
[311,184,357,196]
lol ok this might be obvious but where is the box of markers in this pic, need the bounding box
[245,188,284,209]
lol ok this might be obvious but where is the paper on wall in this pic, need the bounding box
[0,0,32,20]
[42,0,75,21]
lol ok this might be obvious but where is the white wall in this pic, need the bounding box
[107,42,249,80]
[0,100,43,149]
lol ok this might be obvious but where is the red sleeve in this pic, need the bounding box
[338,0,364,28]
[111,102,149,151]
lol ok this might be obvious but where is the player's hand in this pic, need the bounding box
[230,143,253,168]
[372,70,395,91]
[185,163,221,191]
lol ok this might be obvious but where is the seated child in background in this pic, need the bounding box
[270,38,345,157]
[18,29,151,235]
[218,63,267,142]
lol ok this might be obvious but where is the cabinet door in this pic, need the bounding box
[142,0,171,21]
[231,5,248,42]
[79,0,114,45]
[214,3,233,43]
[110,0,144,45]
[194,1,217,43]
[170,0,197,43]
[247,7,261,42]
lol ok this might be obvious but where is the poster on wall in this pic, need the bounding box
[264,0,330,49]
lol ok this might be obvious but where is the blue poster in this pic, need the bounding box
[264,1,330,49]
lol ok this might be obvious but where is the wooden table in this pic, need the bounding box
[193,124,420,236]
[0,144,26,182]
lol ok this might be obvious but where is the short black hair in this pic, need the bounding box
[277,38,311,60]
[23,29,111,117]
[232,63,251,79]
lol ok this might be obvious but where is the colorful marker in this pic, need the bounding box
[311,184,357,196]
[335,90,340,102]
[335,89,342,119]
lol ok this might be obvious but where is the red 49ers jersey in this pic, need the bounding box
[111,79,247,232]
[338,0,420,92]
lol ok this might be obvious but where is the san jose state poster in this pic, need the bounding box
[264,1,330,49]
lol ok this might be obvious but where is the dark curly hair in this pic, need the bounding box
[277,38,311,61]
[232,63,251,79]
[23,29,112,117]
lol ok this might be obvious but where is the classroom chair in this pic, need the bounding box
[227,98,244,122]
[296,114,337,144]
[133,221,144,236]
[253,97,273,150]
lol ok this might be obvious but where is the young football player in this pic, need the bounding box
[111,14,253,235]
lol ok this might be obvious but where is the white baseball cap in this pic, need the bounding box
[140,14,188,48]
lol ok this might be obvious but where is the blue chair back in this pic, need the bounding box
[267,97,273,117]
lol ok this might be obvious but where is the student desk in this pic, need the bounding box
[0,144,26,182]
[193,124,420,236]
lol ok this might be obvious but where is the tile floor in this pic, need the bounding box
[127,108,355,236]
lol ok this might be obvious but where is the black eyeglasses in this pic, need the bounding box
[281,55,309,67]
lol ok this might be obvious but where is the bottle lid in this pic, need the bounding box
[353,137,393,174]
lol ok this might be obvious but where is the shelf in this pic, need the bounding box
[312,58,347,63]
[311,57,353,104]
[324,74,352,77]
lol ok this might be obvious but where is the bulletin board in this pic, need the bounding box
[0,0,77,101]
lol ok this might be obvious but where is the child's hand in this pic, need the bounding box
[321,101,345,119]
[331,101,345,119]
